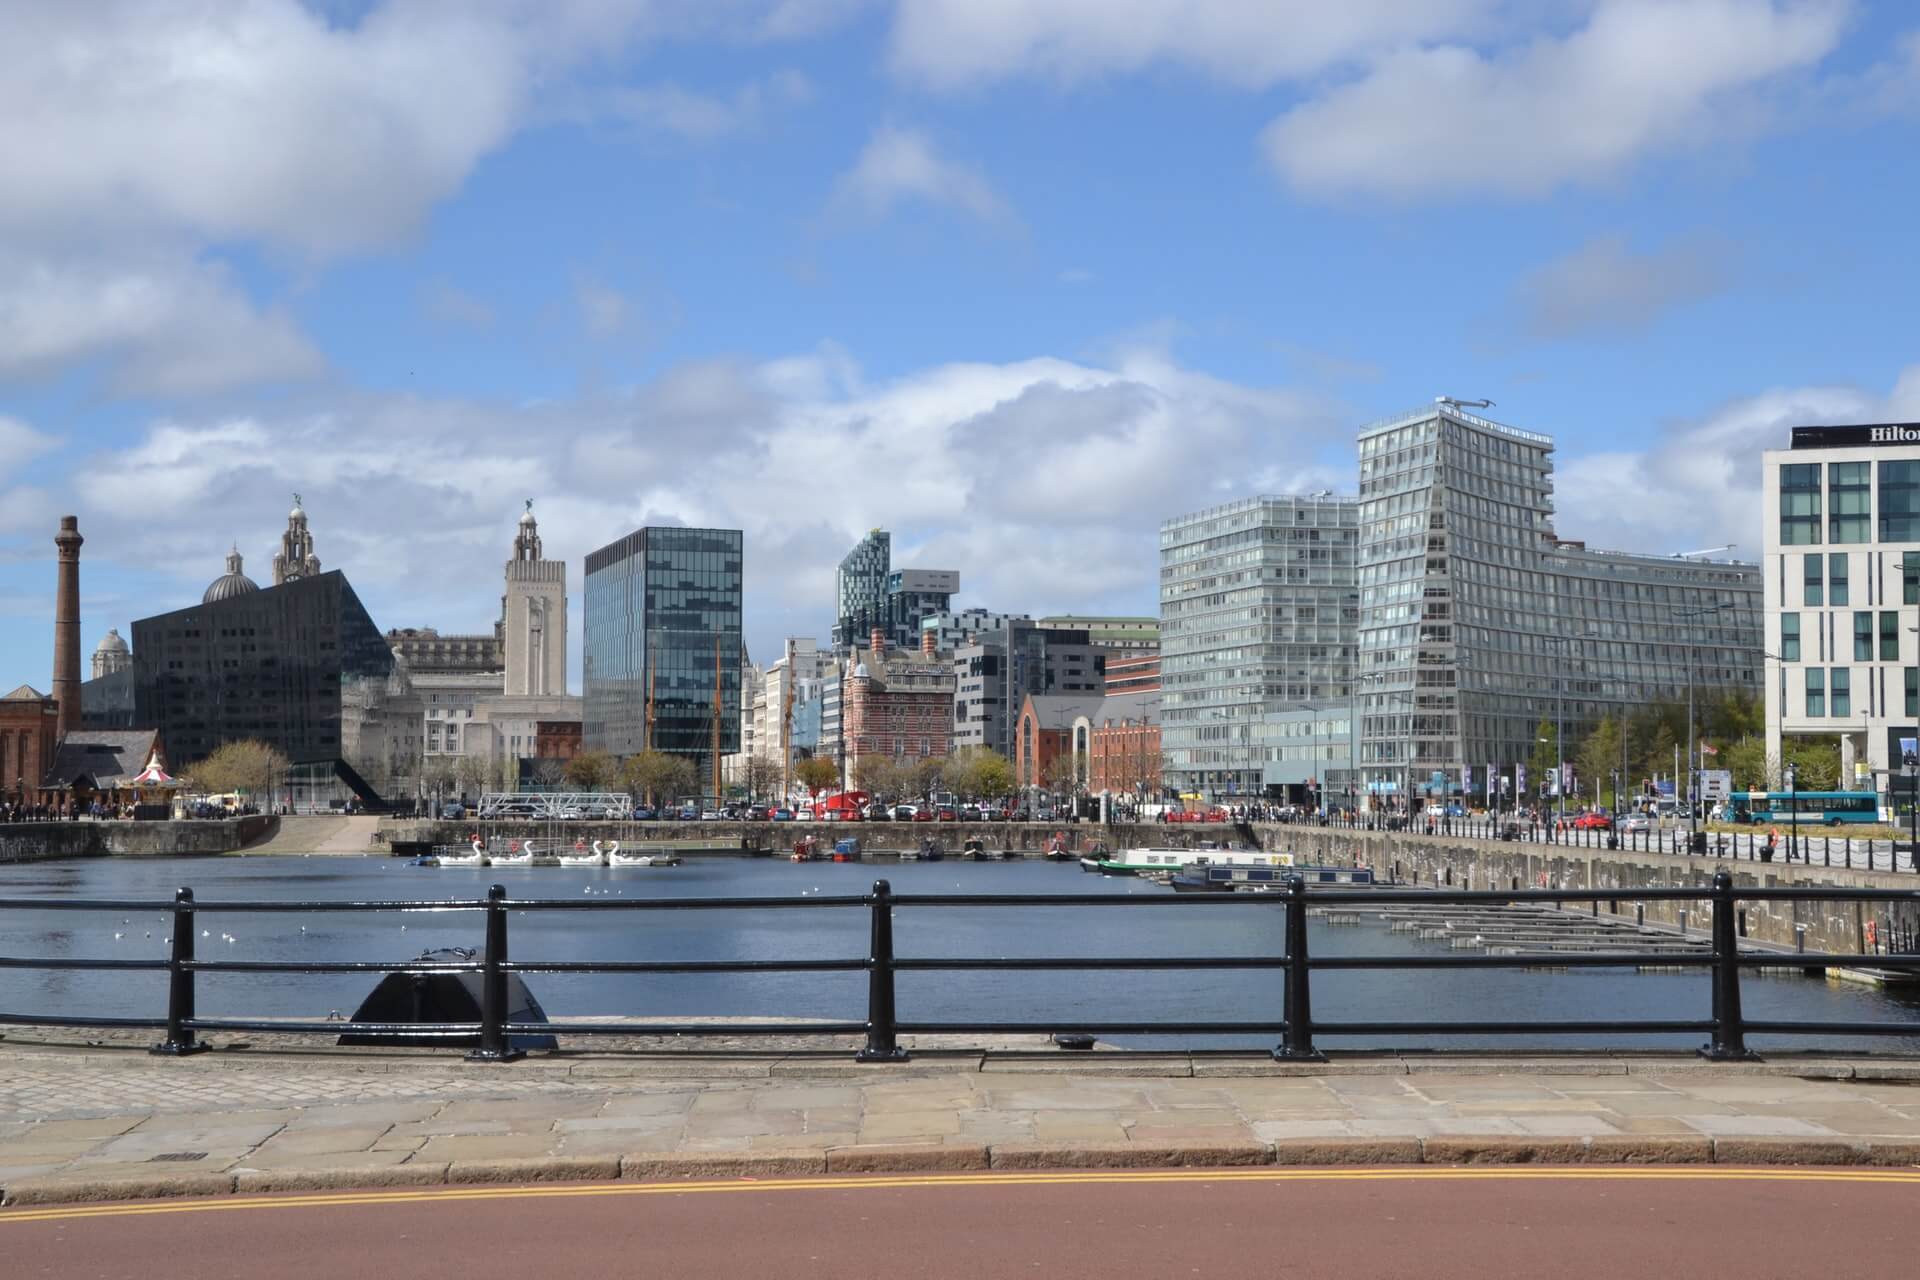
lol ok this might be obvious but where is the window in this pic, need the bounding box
[1883,611,1901,662]
[1907,551,1920,605]
[1781,613,1800,661]
[1780,463,1821,544]
[1909,668,1918,719]
[1855,612,1873,661]
[1803,554,1823,607]
[1829,462,1870,543]
[1882,461,1920,542]
[1805,668,1824,717]
[1831,668,1850,718]
[1829,553,1849,606]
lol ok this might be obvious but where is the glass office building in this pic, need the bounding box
[1356,404,1761,805]
[1159,494,1360,798]
[131,570,394,783]
[583,527,743,790]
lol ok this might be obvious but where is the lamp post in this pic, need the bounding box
[1785,763,1798,862]
[1675,603,1730,854]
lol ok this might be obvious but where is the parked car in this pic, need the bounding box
[1571,811,1612,830]
[864,802,891,821]
[795,807,815,821]
[439,803,465,820]
[1618,814,1653,834]
[892,804,917,822]
[912,807,935,823]
[556,807,583,820]
[936,806,957,821]
[958,804,981,821]
[699,808,723,821]
[630,806,656,821]
[772,808,795,821]
[678,804,699,821]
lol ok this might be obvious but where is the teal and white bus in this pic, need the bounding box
[1728,790,1879,825]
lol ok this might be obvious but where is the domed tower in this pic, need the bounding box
[272,493,321,586]
[503,500,567,697]
[204,547,261,604]
[91,628,131,679]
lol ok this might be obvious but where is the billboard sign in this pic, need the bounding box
[1700,770,1732,802]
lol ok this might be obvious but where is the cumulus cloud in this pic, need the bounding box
[1553,365,1920,558]
[886,0,1496,89]
[1261,0,1848,198]
[1513,233,1736,339]
[65,347,1346,673]
[828,126,1017,227]
[578,70,815,140]
[0,415,61,466]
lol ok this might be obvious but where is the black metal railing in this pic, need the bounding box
[2,872,1918,1063]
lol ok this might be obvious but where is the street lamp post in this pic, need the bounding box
[1785,763,1798,862]
[1675,603,1730,855]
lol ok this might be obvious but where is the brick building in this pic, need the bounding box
[1103,652,1160,695]
[1085,692,1164,799]
[843,629,954,780]
[1,685,61,807]
[535,720,583,761]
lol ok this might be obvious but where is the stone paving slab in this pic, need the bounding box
[2,1047,1920,1206]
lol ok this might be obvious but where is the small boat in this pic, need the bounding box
[962,837,993,861]
[1042,833,1077,861]
[558,839,604,868]
[491,839,534,867]
[438,838,487,867]
[1168,864,1378,893]
[610,844,681,867]
[1090,847,1293,876]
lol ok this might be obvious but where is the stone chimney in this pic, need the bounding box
[52,516,83,738]
[870,628,885,659]
[922,629,936,658]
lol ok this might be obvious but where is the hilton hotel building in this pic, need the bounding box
[1764,423,1920,805]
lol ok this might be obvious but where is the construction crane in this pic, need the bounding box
[1671,544,1736,559]
[1435,396,1495,411]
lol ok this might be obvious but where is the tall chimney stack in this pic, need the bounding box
[870,628,885,659]
[53,516,83,738]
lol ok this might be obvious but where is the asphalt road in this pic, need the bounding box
[7,1167,1919,1279]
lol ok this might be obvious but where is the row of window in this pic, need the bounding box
[1780,460,1920,545]
[1797,667,1920,718]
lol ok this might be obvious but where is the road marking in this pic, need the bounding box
[6,1166,1920,1225]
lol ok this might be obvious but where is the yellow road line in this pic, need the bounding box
[5,1165,1920,1225]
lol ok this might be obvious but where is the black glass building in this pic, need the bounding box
[832,529,890,649]
[584,527,743,790]
[131,571,393,780]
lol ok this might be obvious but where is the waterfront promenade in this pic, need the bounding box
[3,1029,1920,1206]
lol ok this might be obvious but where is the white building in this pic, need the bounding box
[1763,422,1920,806]
[502,501,567,697]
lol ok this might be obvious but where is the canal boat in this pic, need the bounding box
[1083,846,1294,876]
[1168,864,1376,893]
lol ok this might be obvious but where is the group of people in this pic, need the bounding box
[0,800,72,823]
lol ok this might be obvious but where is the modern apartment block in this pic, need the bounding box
[919,608,1031,653]
[1355,403,1761,806]
[582,527,743,790]
[832,530,890,650]
[952,620,1106,760]
[1158,494,1360,798]
[1037,616,1160,655]
[1763,422,1920,807]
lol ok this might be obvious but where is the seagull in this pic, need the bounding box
[113,932,123,940]
[202,930,210,938]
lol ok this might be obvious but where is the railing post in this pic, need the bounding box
[857,879,909,1062]
[1274,875,1323,1061]
[151,887,208,1056]
[467,884,522,1063]
[1702,869,1757,1062]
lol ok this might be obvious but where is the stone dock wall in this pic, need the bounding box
[0,816,271,862]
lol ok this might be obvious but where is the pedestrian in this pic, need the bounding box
[1765,826,1779,862]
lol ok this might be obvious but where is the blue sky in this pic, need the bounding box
[3,0,1918,691]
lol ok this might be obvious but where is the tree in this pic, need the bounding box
[1640,722,1679,791]
[564,749,617,791]
[454,753,488,802]
[1783,736,1842,792]
[1721,735,1772,793]
[973,750,1015,801]
[532,758,566,789]
[184,740,291,802]
[744,756,783,804]
[852,754,902,800]
[1041,752,1079,797]
[910,756,946,801]
[794,757,840,798]
[620,750,696,807]
[420,757,456,809]
[1575,716,1623,809]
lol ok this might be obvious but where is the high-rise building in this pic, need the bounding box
[502,501,567,697]
[919,608,1031,653]
[1038,616,1160,655]
[1354,403,1761,807]
[833,530,891,649]
[1763,422,1920,808]
[883,569,958,649]
[271,495,321,586]
[583,527,743,790]
[1159,494,1360,799]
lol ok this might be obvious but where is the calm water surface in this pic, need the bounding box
[1,855,1915,1052]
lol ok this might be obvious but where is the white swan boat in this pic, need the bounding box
[491,839,535,866]
[609,842,681,867]
[558,840,606,867]
[438,838,487,867]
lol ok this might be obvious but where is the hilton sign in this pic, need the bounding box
[1792,423,1920,449]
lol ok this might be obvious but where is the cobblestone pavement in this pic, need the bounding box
[3,1042,1920,1196]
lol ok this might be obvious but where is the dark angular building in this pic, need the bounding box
[131,569,393,784]
[583,527,743,794]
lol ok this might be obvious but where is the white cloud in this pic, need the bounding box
[65,347,1347,672]
[0,415,61,466]
[574,277,634,338]
[1261,0,1848,198]
[886,0,1496,90]
[419,281,497,332]
[1554,365,1920,558]
[1513,233,1735,339]
[0,249,325,395]
[583,70,814,140]
[829,126,1016,227]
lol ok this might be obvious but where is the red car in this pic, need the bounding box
[936,806,957,821]
[1571,812,1612,830]
[912,808,935,823]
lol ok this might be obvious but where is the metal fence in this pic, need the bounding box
[2,874,1917,1063]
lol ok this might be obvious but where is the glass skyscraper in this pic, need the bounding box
[1356,404,1761,805]
[832,530,890,649]
[583,527,743,791]
[1159,494,1360,798]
